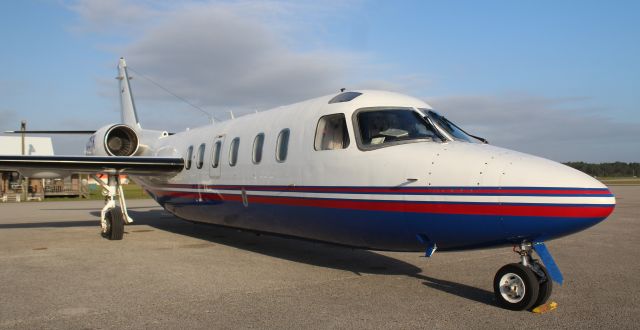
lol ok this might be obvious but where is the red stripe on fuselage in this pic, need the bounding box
[223,187,611,196]
[166,185,611,196]
[150,190,614,218]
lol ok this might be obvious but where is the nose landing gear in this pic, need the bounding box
[493,242,555,311]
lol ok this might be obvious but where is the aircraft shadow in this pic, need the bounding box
[0,207,495,306]
[0,220,99,229]
[128,210,423,276]
[132,209,496,306]
[40,206,157,211]
[417,275,495,305]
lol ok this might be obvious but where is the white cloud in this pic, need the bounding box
[48,1,370,153]
[59,1,638,162]
[127,5,359,106]
[69,1,368,119]
[67,0,160,34]
[427,94,640,162]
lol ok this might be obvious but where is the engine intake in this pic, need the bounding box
[85,124,140,157]
[106,125,139,156]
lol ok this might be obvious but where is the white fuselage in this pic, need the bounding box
[131,90,614,251]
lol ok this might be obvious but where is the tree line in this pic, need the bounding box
[564,162,640,177]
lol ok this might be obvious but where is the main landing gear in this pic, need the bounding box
[93,174,133,240]
[493,242,555,311]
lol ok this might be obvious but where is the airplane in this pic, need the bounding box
[0,58,615,311]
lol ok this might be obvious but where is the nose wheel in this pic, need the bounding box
[494,263,539,310]
[493,242,554,311]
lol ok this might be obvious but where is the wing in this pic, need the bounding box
[0,155,184,176]
[3,130,96,134]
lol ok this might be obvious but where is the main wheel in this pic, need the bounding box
[101,207,124,240]
[532,264,553,309]
[494,263,540,311]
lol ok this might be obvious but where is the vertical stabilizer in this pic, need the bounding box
[117,58,141,131]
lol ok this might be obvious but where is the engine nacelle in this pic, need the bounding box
[85,124,140,156]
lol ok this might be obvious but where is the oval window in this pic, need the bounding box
[196,143,206,169]
[212,140,222,168]
[253,133,265,164]
[185,145,193,169]
[276,129,290,162]
[229,137,240,166]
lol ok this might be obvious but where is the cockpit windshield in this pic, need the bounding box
[420,109,481,143]
[355,108,441,148]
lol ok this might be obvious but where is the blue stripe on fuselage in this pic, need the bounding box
[150,192,607,252]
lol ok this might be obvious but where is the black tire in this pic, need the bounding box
[494,263,540,311]
[101,207,124,240]
[532,264,553,309]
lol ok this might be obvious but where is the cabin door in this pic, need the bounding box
[209,135,225,179]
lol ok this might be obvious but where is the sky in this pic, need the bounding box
[0,0,638,162]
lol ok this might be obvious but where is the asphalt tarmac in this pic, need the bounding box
[0,186,638,329]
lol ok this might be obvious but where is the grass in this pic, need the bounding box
[597,177,640,185]
[43,183,151,202]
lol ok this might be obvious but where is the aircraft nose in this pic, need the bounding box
[498,152,615,242]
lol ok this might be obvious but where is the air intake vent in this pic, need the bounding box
[328,92,362,104]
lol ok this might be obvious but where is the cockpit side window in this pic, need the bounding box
[353,108,441,150]
[420,109,481,143]
[314,113,350,150]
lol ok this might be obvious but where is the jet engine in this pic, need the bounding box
[85,124,140,156]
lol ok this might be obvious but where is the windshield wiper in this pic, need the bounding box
[468,134,488,144]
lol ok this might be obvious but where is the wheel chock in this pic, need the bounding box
[531,301,558,314]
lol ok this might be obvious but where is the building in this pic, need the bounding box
[0,136,54,156]
[0,136,88,201]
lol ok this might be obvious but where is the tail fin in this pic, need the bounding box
[117,57,141,131]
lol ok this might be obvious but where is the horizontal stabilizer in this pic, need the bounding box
[0,155,184,176]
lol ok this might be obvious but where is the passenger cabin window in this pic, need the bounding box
[212,141,222,168]
[185,145,193,169]
[196,143,206,169]
[314,114,350,150]
[229,138,240,166]
[355,109,440,149]
[252,133,265,164]
[276,129,290,162]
